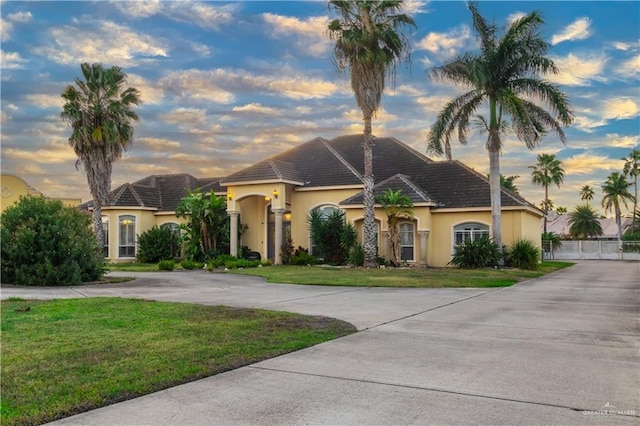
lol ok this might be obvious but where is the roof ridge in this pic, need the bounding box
[320,139,363,180]
[126,183,146,207]
[267,160,283,179]
[396,174,433,203]
[110,184,128,205]
[388,136,433,164]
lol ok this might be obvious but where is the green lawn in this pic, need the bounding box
[0,298,355,426]
[230,261,575,287]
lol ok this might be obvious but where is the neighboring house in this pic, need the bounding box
[81,174,225,261]
[0,174,82,213]
[81,135,543,266]
[545,213,633,240]
[223,135,542,267]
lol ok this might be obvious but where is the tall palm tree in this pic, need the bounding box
[375,188,413,264]
[622,148,640,224]
[61,63,141,246]
[568,205,603,239]
[602,172,635,245]
[530,153,565,234]
[580,185,595,206]
[427,2,573,261]
[328,0,415,268]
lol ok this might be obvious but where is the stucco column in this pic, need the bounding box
[418,230,429,266]
[381,230,390,260]
[273,208,285,265]
[228,211,239,258]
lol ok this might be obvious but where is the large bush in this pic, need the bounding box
[308,209,356,264]
[449,236,502,268]
[505,239,539,270]
[137,226,179,263]
[1,196,105,286]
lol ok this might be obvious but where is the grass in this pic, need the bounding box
[230,261,575,288]
[108,262,160,272]
[0,298,355,425]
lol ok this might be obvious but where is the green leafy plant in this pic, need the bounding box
[506,239,539,270]
[449,236,502,269]
[280,230,295,265]
[158,260,176,271]
[224,259,261,269]
[308,209,356,265]
[137,226,179,263]
[180,259,199,270]
[290,247,317,266]
[1,195,105,286]
[348,244,365,267]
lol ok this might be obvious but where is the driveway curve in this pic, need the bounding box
[2,260,638,425]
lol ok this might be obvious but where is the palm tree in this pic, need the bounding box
[568,205,603,239]
[580,185,595,206]
[622,148,640,224]
[556,206,567,215]
[427,2,573,261]
[328,0,415,268]
[602,172,635,245]
[530,153,565,233]
[375,188,413,264]
[61,63,141,246]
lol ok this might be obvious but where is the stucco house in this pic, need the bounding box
[0,174,82,213]
[87,134,542,266]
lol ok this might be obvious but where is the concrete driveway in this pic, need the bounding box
[2,260,638,425]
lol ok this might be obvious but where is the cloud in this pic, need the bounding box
[1,49,26,69]
[547,53,607,86]
[136,137,181,150]
[160,70,235,104]
[3,145,76,165]
[551,17,592,45]
[262,13,330,56]
[232,103,280,115]
[2,11,32,41]
[32,21,168,66]
[159,108,207,124]
[416,25,471,58]
[127,74,164,105]
[163,1,236,31]
[7,11,33,23]
[400,1,430,16]
[603,98,639,120]
[617,55,640,78]
[563,152,624,175]
[507,12,527,25]
[112,0,162,18]
[604,133,640,148]
[24,94,65,109]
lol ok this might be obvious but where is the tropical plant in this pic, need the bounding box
[158,260,176,271]
[328,0,415,268]
[60,63,141,246]
[375,188,414,264]
[308,209,357,264]
[568,205,603,239]
[487,174,520,194]
[530,153,565,233]
[449,236,502,269]
[602,172,635,244]
[580,185,595,206]
[541,231,562,253]
[176,189,229,261]
[539,199,554,212]
[556,206,567,215]
[505,239,539,270]
[1,195,105,286]
[622,148,640,225]
[427,2,573,262]
[137,226,180,263]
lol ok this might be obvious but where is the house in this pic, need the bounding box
[84,134,543,266]
[545,212,633,240]
[81,174,225,260]
[0,174,82,213]
[223,135,542,267]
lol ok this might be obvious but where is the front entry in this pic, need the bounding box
[267,206,290,261]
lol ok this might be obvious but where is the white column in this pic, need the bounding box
[418,231,429,266]
[273,208,285,265]
[228,211,238,258]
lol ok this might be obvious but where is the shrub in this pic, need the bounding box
[209,254,237,268]
[180,259,199,270]
[348,244,364,266]
[224,259,261,269]
[308,209,356,265]
[137,226,179,263]
[158,260,176,271]
[506,239,539,270]
[281,231,294,265]
[449,236,502,269]
[1,195,105,286]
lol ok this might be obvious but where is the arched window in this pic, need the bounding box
[118,215,136,258]
[102,218,109,258]
[453,222,489,246]
[313,204,341,219]
[399,222,414,261]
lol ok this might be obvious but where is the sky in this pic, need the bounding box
[1,0,639,216]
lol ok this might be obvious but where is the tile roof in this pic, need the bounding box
[81,174,225,212]
[341,174,436,206]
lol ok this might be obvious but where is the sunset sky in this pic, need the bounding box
[1,1,639,216]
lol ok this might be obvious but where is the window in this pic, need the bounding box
[161,222,180,258]
[453,223,489,246]
[399,223,414,261]
[119,215,136,257]
[102,219,109,258]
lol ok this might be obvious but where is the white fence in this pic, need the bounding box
[543,240,640,261]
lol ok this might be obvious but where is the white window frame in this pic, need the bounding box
[452,222,490,252]
[118,215,136,258]
[102,217,109,258]
[309,204,342,255]
[399,222,414,261]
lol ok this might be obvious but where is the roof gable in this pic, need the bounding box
[341,174,435,206]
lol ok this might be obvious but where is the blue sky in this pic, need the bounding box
[1,1,639,215]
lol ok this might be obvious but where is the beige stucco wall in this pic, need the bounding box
[1,175,82,212]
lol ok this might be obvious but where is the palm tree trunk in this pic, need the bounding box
[445,140,452,161]
[616,206,623,247]
[487,133,503,264]
[543,184,549,234]
[92,204,104,248]
[363,114,377,268]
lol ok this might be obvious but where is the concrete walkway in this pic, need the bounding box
[2,261,638,425]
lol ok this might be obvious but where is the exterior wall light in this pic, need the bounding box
[273,189,279,199]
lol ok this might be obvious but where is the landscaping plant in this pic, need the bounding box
[506,239,539,270]
[137,225,179,263]
[1,195,105,285]
[449,236,502,269]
